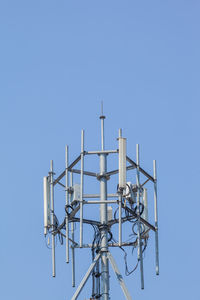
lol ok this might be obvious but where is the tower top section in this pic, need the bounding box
[43,107,159,300]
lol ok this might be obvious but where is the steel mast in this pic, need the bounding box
[99,104,109,300]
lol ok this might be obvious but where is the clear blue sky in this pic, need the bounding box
[0,1,199,299]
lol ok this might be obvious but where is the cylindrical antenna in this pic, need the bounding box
[50,160,56,277]
[136,144,144,289]
[142,188,149,237]
[70,171,75,287]
[43,176,50,236]
[118,129,125,246]
[153,160,159,275]
[80,130,84,247]
[100,101,105,151]
[118,137,127,189]
[65,146,69,263]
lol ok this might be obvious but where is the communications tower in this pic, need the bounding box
[43,105,159,299]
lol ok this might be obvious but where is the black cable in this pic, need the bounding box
[108,230,113,242]
[111,236,138,276]
[91,224,102,299]
[142,238,148,254]
[114,207,119,221]
[65,204,74,216]
[132,221,145,236]
[134,202,144,215]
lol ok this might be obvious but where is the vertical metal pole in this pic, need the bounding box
[118,128,122,247]
[101,111,105,151]
[136,145,144,289]
[50,160,56,277]
[92,253,95,297]
[96,257,100,297]
[80,130,84,247]
[118,193,122,247]
[153,160,159,275]
[99,113,109,300]
[65,146,69,263]
[70,171,75,287]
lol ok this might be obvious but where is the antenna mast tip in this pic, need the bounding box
[100,101,106,119]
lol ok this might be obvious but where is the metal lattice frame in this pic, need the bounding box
[43,106,159,300]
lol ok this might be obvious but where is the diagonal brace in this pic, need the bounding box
[71,252,101,300]
[107,252,132,300]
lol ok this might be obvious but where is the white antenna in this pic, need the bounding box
[141,188,149,237]
[119,136,127,189]
[43,176,50,235]
[43,106,159,299]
